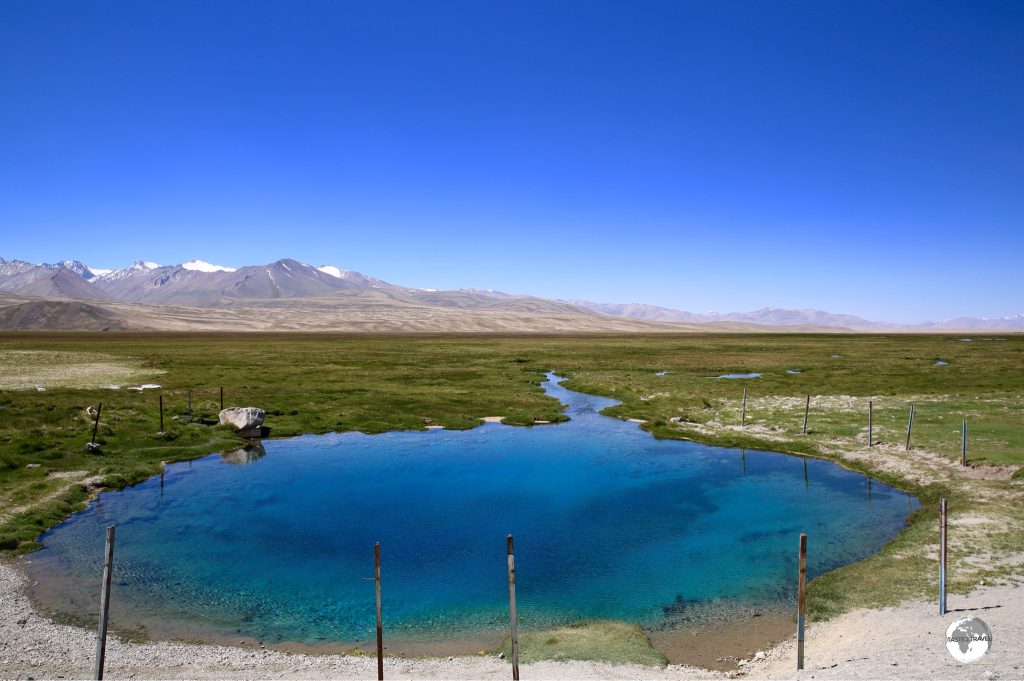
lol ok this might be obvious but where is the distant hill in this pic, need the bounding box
[569,300,1024,331]
[0,291,707,333]
[13,269,109,301]
[925,315,1024,331]
[717,307,893,329]
[567,301,712,324]
[569,301,890,328]
[0,300,128,331]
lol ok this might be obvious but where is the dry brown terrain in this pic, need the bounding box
[0,292,832,333]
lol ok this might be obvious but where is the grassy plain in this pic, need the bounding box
[1,332,1022,662]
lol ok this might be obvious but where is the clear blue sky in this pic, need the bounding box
[1,1,1021,322]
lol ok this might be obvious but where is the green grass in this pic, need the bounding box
[1,331,1022,663]
[493,620,667,666]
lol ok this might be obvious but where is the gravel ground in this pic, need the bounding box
[754,581,1024,680]
[0,561,718,680]
[2,559,1021,680]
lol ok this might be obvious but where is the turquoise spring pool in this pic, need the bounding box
[26,374,917,649]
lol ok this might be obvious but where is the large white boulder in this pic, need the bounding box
[218,407,265,431]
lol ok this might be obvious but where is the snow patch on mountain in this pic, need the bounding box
[182,259,236,273]
[317,265,347,279]
[91,260,163,283]
[47,260,94,278]
[86,268,112,281]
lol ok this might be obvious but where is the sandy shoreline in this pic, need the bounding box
[3,559,1022,680]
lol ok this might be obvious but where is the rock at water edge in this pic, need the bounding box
[218,407,266,430]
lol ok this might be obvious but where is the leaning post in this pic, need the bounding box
[940,498,947,615]
[93,525,116,680]
[507,534,520,681]
[802,395,810,434]
[797,532,807,670]
[375,542,383,680]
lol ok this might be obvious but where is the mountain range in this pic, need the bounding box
[0,256,1020,332]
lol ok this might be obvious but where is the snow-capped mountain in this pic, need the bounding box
[85,258,368,304]
[49,260,96,279]
[0,258,107,300]
[0,254,1021,331]
[0,258,38,278]
[92,260,161,284]
[0,258,97,280]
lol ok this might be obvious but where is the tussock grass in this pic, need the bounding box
[493,620,667,666]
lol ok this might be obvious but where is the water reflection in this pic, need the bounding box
[220,444,267,465]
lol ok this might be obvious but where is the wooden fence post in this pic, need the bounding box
[507,534,519,681]
[375,542,383,680]
[868,400,873,447]
[741,387,747,426]
[797,532,807,670]
[91,403,103,444]
[802,395,810,434]
[961,421,967,466]
[905,404,915,451]
[93,525,115,680]
[940,498,947,615]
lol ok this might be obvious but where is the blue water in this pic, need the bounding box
[710,373,763,379]
[27,374,916,647]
